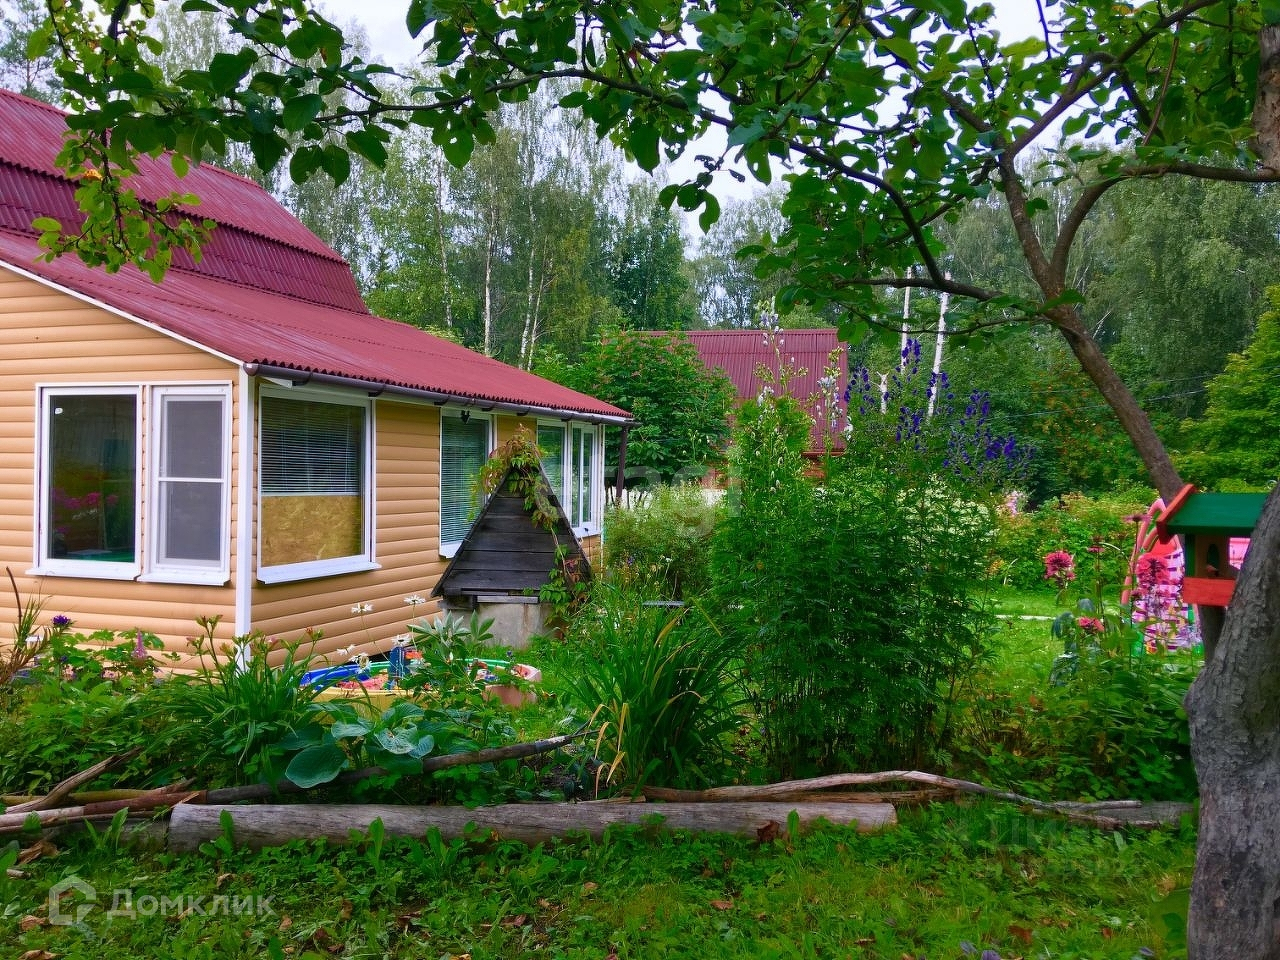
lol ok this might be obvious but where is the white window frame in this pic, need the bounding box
[34,385,143,580]
[538,420,602,537]
[256,388,376,584]
[142,385,232,585]
[439,410,493,557]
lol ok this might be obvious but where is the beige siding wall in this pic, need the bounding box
[0,266,240,663]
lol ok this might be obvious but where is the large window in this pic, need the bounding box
[538,422,599,532]
[440,412,491,551]
[39,385,230,582]
[42,389,139,575]
[569,424,597,529]
[259,393,370,577]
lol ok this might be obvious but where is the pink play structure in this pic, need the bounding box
[1122,497,1247,652]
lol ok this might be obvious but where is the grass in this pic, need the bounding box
[3,802,1194,959]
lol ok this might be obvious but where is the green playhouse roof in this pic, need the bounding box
[1160,490,1267,537]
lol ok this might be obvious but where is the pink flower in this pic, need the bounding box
[1043,550,1075,585]
[1135,553,1167,591]
[1077,617,1104,635]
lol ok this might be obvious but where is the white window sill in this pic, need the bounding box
[29,562,141,581]
[138,571,231,586]
[257,558,380,585]
[439,541,463,559]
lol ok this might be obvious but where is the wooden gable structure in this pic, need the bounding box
[433,465,590,602]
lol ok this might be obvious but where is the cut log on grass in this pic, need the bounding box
[167,801,897,852]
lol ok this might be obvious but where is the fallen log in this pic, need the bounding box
[168,800,897,851]
[0,785,199,835]
[641,773,1191,829]
[6,749,141,813]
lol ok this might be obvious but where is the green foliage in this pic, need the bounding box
[0,624,174,794]
[559,580,743,790]
[2,803,1194,960]
[958,597,1199,802]
[1179,286,1280,489]
[603,484,717,599]
[562,328,737,485]
[713,382,999,779]
[992,491,1151,590]
[157,617,324,786]
[281,699,452,790]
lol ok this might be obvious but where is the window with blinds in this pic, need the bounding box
[260,395,368,568]
[440,414,491,547]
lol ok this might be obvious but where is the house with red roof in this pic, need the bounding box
[0,88,629,664]
[683,328,848,463]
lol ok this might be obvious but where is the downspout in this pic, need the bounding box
[234,367,254,637]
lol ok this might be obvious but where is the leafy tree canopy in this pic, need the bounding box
[35,0,1280,499]
[561,329,737,485]
[1178,287,1280,489]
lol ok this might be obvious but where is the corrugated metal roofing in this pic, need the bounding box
[0,228,628,418]
[0,89,629,421]
[683,329,848,454]
[0,164,367,312]
[0,89,339,259]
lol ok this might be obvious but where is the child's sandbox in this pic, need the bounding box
[300,657,541,710]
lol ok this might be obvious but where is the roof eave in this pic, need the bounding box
[243,362,634,426]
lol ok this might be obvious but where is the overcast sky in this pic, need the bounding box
[319,1,1047,71]
[313,1,1052,217]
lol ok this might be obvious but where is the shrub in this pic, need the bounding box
[712,376,1000,779]
[0,625,175,793]
[559,579,743,790]
[992,490,1151,590]
[957,602,1197,802]
[603,483,718,598]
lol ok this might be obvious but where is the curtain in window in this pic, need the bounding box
[440,416,490,544]
[260,396,365,566]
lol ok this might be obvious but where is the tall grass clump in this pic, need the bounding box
[560,579,743,790]
[158,616,323,785]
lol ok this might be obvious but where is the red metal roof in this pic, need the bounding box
[0,228,627,419]
[0,89,339,258]
[683,329,848,454]
[0,89,629,421]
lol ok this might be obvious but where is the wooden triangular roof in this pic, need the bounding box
[432,464,590,598]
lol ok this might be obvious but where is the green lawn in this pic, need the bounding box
[3,802,1194,959]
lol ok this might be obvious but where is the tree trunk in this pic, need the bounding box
[1185,483,1280,959]
[482,228,495,356]
[1256,23,1280,173]
[1046,304,1183,502]
[167,801,897,852]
